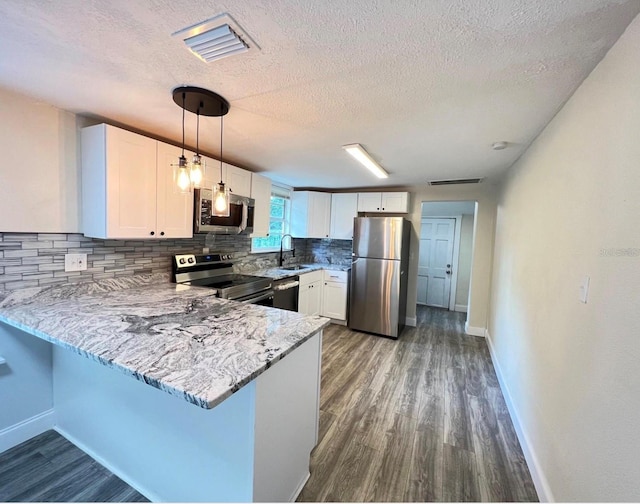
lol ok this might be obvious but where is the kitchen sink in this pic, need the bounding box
[281,265,304,271]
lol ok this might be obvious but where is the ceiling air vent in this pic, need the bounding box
[428,178,484,186]
[173,13,259,63]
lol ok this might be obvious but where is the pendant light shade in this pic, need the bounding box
[212,111,230,217]
[172,86,230,198]
[176,155,191,192]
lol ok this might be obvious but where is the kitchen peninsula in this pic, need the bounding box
[0,274,329,502]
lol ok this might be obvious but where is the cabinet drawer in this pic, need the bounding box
[299,270,323,286]
[322,270,348,283]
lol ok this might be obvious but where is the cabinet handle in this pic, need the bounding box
[160,231,165,236]
[382,207,385,211]
[377,207,380,210]
[150,231,155,236]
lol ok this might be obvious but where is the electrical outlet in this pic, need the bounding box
[65,253,88,272]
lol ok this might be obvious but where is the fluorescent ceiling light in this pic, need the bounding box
[342,144,389,179]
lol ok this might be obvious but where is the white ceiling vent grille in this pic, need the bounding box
[428,178,484,186]
[173,13,259,63]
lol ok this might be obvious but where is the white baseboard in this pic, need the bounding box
[454,304,468,313]
[464,321,486,337]
[289,471,310,502]
[485,331,555,502]
[405,316,417,327]
[0,409,55,453]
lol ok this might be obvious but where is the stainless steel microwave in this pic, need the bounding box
[194,188,255,235]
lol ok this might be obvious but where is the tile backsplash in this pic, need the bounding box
[0,233,352,292]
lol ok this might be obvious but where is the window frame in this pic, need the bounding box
[251,185,293,253]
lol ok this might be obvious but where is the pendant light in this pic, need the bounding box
[190,105,204,189]
[212,111,230,217]
[175,92,191,193]
[172,86,230,205]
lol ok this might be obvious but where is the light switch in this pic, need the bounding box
[579,275,590,304]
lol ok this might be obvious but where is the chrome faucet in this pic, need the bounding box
[279,234,295,267]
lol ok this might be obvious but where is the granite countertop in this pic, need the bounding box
[0,274,330,409]
[252,263,352,280]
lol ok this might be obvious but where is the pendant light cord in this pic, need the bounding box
[219,112,224,183]
[196,104,200,154]
[181,93,186,157]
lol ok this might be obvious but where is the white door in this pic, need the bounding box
[224,163,252,197]
[380,192,409,213]
[418,218,455,308]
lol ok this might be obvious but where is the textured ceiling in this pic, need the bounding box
[0,0,638,189]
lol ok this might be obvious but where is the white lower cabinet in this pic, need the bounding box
[298,269,348,321]
[321,270,348,320]
[298,270,323,316]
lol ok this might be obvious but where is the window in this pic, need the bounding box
[251,186,292,252]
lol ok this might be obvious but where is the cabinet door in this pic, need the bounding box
[381,192,409,213]
[330,193,358,239]
[225,163,252,197]
[308,192,331,238]
[106,127,157,238]
[307,281,322,316]
[357,192,382,212]
[156,142,194,238]
[322,281,347,320]
[298,285,310,315]
[250,173,272,238]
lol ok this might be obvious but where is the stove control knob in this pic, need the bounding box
[179,258,186,265]
[188,257,195,264]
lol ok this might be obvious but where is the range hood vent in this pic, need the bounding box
[428,178,484,186]
[173,13,259,63]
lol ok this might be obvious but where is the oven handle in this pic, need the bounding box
[233,290,275,304]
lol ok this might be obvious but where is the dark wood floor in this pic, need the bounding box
[298,306,538,502]
[0,430,148,502]
[1,306,537,502]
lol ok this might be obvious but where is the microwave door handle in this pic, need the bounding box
[238,201,248,234]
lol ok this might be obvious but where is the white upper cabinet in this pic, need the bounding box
[357,191,410,213]
[291,191,331,239]
[250,173,272,238]
[156,142,197,239]
[203,159,252,198]
[81,124,193,239]
[225,163,252,197]
[330,193,358,240]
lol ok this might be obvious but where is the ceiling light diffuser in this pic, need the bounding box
[342,144,389,179]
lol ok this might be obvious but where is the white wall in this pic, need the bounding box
[0,87,82,233]
[487,13,640,502]
[404,184,497,331]
[0,323,53,451]
[455,213,474,309]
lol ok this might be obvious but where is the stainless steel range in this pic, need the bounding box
[172,253,274,305]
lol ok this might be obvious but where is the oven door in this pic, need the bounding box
[232,289,274,307]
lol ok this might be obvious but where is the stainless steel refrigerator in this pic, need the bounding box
[349,217,411,339]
